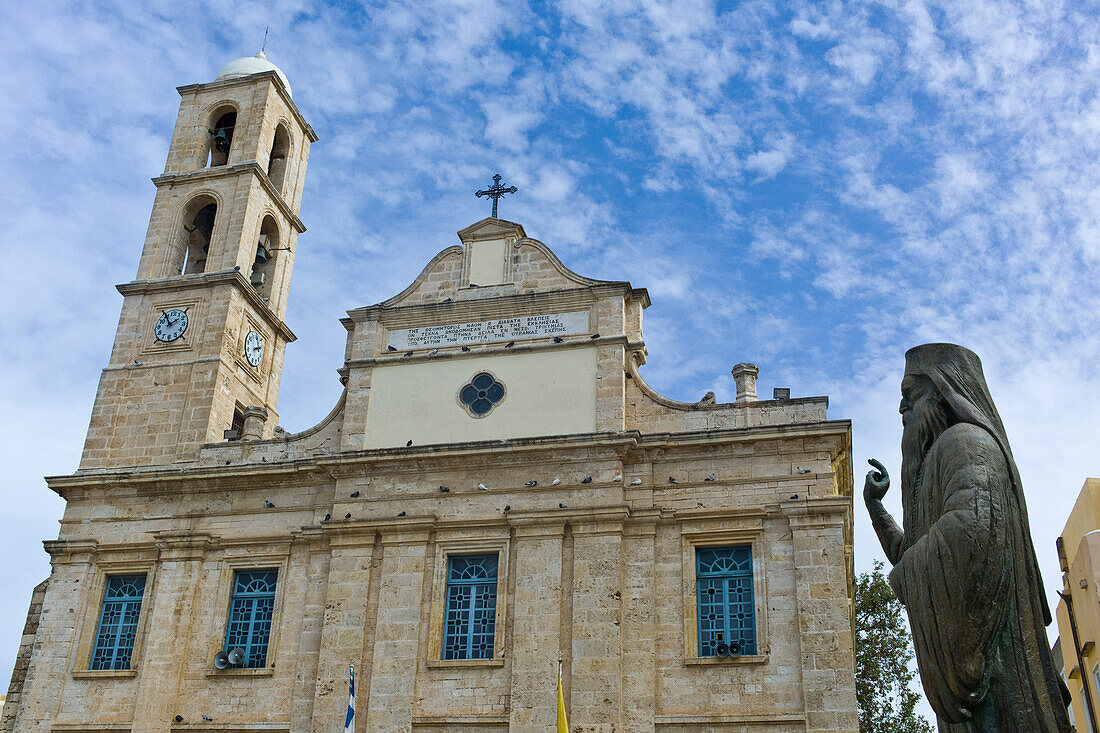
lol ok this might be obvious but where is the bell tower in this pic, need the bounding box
[80,52,317,470]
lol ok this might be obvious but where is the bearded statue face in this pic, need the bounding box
[900,373,954,495]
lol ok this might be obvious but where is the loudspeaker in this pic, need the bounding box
[227,647,246,666]
[213,650,230,669]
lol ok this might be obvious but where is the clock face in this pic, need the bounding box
[244,330,264,367]
[154,309,188,342]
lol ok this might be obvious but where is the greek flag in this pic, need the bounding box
[344,664,355,732]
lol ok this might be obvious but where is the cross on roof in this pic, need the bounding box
[475,174,518,219]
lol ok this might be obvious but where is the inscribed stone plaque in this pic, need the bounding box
[386,311,589,350]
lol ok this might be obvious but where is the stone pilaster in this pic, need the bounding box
[789,500,858,733]
[622,516,658,733]
[570,514,626,732]
[130,534,213,733]
[290,530,332,732]
[508,520,565,732]
[0,578,48,733]
[240,405,268,440]
[8,542,97,733]
[309,528,375,732]
[364,523,432,732]
[594,296,626,432]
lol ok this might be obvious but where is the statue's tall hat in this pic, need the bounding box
[903,342,1050,623]
[902,343,1006,448]
[904,342,982,380]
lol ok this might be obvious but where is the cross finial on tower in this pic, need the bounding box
[475,174,518,219]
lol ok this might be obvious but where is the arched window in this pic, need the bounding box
[170,196,218,276]
[267,124,291,194]
[250,215,279,301]
[208,108,237,167]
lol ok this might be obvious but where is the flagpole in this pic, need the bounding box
[557,652,569,733]
[344,663,355,733]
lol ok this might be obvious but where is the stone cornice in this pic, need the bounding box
[346,336,630,369]
[315,510,647,542]
[345,282,638,323]
[116,269,297,342]
[628,349,830,413]
[48,460,329,499]
[569,507,632,536]
[152,530,217,559]
[177,70,318,143]
[412,714,508,727]
[781,496,853,529]
[655,714,805,725]
[626,418,849,457]
[291,526,329,551]
[507,505,631,526]
[457,217,527,241]
[509,519,567,539]
[319,515,434,547]
[151,162,307,233]
[377,519,436,545]
[47,421,851,497]
[43,539,98,562]
[670,507,768,523]
[316,432,640,477]
[46,533,319,558]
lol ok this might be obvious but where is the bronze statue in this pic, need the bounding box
[865,343,1070,731]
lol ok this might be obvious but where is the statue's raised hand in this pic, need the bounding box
[864,458,890,504]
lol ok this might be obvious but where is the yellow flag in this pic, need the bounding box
[557,659,569,733]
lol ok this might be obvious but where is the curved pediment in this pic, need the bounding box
[511,236,613,291]
[379,245,465,307]
[376,218,624,309]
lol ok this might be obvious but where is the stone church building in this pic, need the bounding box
[2,53,858,733]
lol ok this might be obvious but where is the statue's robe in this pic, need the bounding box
[876,422,1069,732]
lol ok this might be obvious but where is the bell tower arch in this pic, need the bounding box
[81,52,317,470]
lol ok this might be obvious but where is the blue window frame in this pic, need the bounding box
[443,554,498,660]
[224,569,277,668]
[90,574,146,670]
[696,546,757,656]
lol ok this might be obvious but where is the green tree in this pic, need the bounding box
[856,560,934,733]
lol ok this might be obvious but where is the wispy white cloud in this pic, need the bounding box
[3,7,1100,725]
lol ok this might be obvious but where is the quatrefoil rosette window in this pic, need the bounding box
[458,372,506,418]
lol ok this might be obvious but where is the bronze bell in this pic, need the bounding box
[213,128,231,155]
[254,243,268,263]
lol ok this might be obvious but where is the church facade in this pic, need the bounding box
[3,56,858,733]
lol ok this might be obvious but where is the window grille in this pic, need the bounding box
[443,554,498,660]
[224,569,277,668]
[458,373,506,417]
[90,574,146,670]
[696,546,757,656]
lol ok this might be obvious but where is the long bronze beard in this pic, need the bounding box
[900,395,953,513]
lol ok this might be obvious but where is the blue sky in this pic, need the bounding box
[3,0,1100,712]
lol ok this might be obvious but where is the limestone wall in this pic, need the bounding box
[0,580,47,733]
[19,422,856,733]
